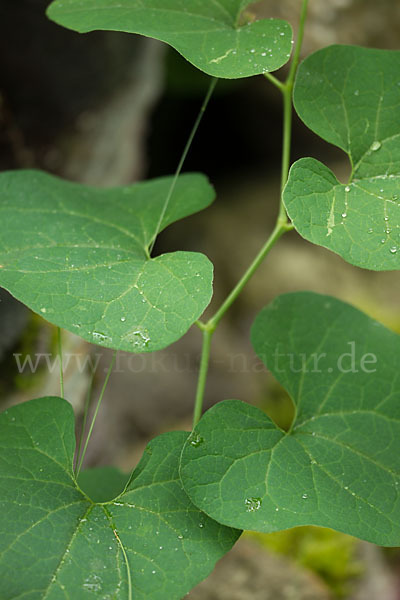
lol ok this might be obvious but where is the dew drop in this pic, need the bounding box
[370,141,381,151]
[341,212,347,218]
[367,228,373,234]
[198,523,204,528]
[120,317,126,322]
[344,185,351,192]
[92,331,112,344]
[301,493,308,499]
[82,574,102,593]
[245,497,262,512]
[124,327,150,349]
[354,89,359,96]
[189,433,204,447]
[390,246,397,254]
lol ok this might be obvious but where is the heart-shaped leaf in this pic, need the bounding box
[180,292,400,546]
[0,397,240,599]
[46,0,293,79]
[0,170,214,353]
[283,45,400,270]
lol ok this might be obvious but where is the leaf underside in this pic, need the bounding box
[284,45,400,270]
[46,0,293,79]
[0,397,240,599]
[0,170,214,353]
[180,292,400,546]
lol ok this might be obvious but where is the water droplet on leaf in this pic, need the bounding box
[370,141,381,151]
[189,433,204,447]
[124,327,150,349]
[245,497,262,512]
[92,331,112,344]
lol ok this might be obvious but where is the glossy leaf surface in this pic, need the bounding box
[0,397,240,599]
[0,170,214,352]
[46,0,293,78]
[284,45,400,270]
[180,292,400,546]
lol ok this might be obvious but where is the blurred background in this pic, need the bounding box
[1,0,400,597]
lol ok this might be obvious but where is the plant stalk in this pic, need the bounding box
[192,327,213,428]
[75,351,116,479]
[279,0,309,220]
[192,221,290,426]
[149,77,218,256]
[208,221,290,330]
[57,327,64,399]
[191,1,309,426]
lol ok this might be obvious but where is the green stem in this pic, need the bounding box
[208,221,290,330]
[76,352,116,479]
[74,369,95,475]
[191,1,309,426]
[267,0,309,221]
[287,0,309,88]
[192,221,291,425]
[57,327,64,399]
[148,77,218,255]
[278,84,293,220]
[264,72,285,92]
[192,327,213,427]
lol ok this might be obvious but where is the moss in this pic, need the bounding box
[14,313,56,391]
[246,526,363,597]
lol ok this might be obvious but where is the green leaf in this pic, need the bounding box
[180,292,400,546]
[284,45,400,270]
[0,397,240,599]
[78,467,129,503]
[0,170,214,353]
[46,0,293,79]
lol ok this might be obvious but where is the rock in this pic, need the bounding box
[188,538,332,600]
